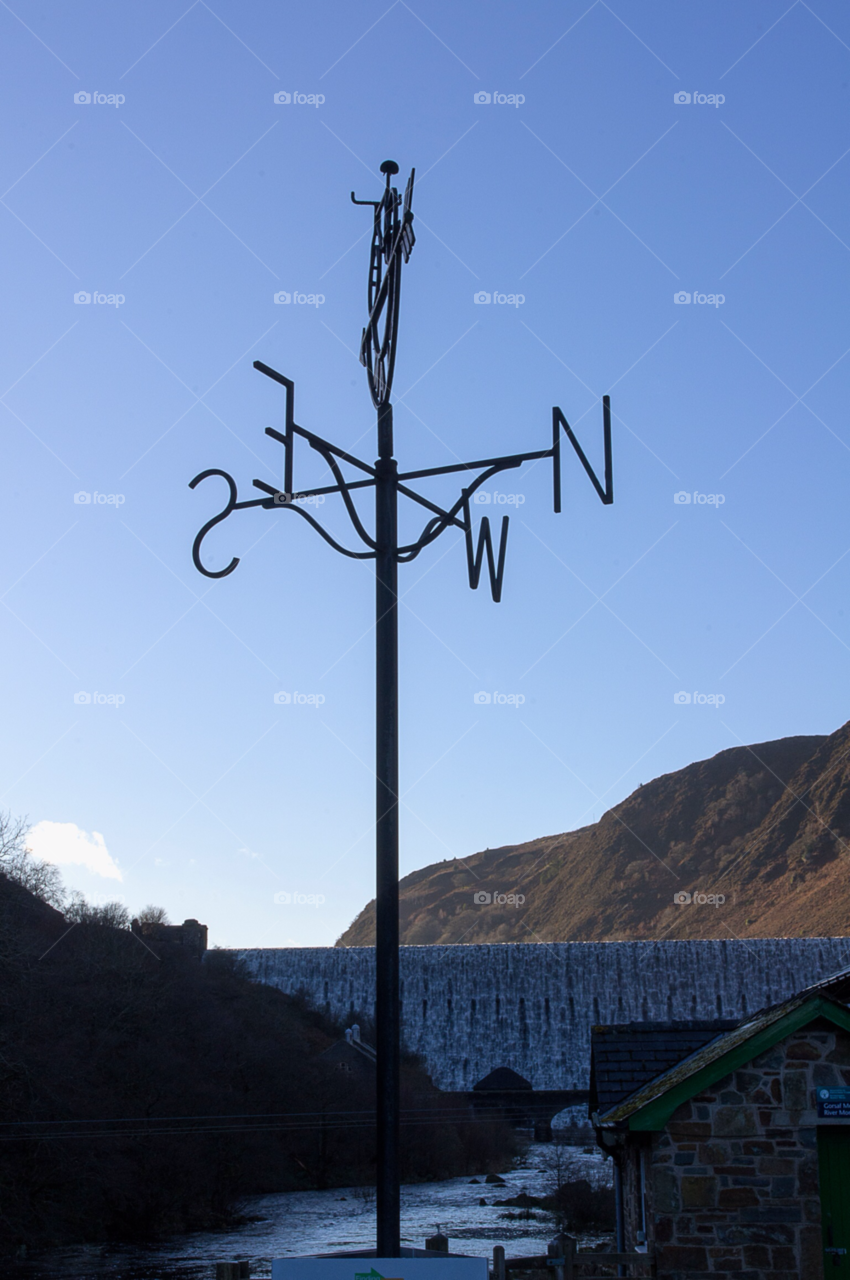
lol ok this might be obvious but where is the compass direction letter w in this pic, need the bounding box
[462,491,510,603]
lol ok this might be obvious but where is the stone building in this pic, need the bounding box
[591,968,850,1279]
[131,916,208,957]
[318,1023,377,1082]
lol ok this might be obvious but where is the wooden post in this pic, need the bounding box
[563,1235,576,1280]
[426,1231,449,1253]
[548,1237,565,1280]
[493,1244,506,1280]
[215,1264,250,1279]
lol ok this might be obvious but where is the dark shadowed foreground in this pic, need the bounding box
[0,870,516,1255]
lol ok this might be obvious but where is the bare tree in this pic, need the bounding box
[65,892,130,929]
[353,1183,376,1211]
[542,1140,571,1197]
[136,904,170,925]
[0,810,65,908]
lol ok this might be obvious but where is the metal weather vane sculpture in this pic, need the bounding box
[189,159,613,1256]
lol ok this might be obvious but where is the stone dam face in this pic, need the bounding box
[231,939,850,1091]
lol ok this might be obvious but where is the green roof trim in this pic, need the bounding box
[623,995,850,1132]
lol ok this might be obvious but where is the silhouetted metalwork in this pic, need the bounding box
[190,159,613,1255]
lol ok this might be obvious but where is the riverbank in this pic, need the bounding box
[13,1144,613,1279]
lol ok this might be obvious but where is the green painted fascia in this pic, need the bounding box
[627,996,850,1132]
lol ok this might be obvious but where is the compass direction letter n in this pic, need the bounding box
[552,395,613,513]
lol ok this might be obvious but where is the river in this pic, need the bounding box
[13,1144,613,1279]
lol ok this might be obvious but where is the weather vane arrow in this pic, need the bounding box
[189,158,614,1256]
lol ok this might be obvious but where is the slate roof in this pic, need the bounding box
[319,1037,377,1072]
[801,960,850,1003]
[473,1066,533,1092]
[590,1019,738,1113]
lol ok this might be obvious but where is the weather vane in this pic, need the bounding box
[189,159,613,1256]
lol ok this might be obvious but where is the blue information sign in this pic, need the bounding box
[817,1087,850,1118]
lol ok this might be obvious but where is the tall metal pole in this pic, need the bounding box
[189,156,614,1264]
[375,402,400,1255]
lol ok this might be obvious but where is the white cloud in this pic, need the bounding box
[26,821,122,881]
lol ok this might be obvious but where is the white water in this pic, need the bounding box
[233,939,850,1089]
[17,1144,612,1280]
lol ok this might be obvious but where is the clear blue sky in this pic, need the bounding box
[2,0,849,946]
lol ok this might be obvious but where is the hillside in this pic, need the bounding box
[337,721,850,945]
[0,867,512,1252]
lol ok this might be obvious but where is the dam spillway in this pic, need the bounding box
[231,939,850,1091]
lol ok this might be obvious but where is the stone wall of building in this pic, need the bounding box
[631,1022,850,1279]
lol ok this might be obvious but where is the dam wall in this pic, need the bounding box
[232,939,850,1090]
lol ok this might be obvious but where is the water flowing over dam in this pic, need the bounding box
[232,939,850,1090]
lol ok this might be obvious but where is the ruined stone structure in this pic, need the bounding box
[133,917,208,957]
